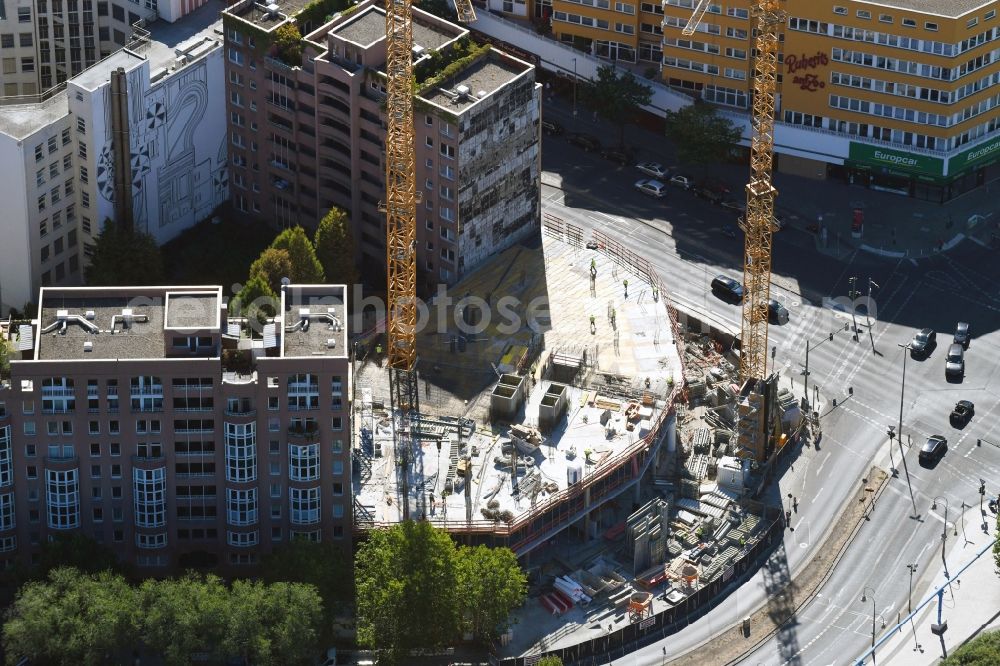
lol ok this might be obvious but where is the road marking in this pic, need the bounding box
[815,452,831,477]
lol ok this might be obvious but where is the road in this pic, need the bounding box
[536,123,1000,665]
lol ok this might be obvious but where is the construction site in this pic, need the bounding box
[349,211,806,651]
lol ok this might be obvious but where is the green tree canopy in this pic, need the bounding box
[314,207,360,287]
[261,537,352,623]
[84,221,165,286]
[355,521,460,663]
[940,628,1000,665]
[664,101,743,174]
[250,247,295,294]
[2,567,139,666]
[223,579,323,666]
[274,23,304,66]
[270,226,325,283]
[231,273,278,327]
[582,65,653,146]
[141,573,231,666]
[456,545,527,641]
[536,657,564,666]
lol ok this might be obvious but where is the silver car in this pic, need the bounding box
[635,179,667,198]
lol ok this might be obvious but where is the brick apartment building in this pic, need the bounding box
[0,283,351,571]
[223,0,542,292]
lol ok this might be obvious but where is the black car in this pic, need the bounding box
[694,179,730,204]
[768,299,789,324]
[600,146,636,166]
[950,400,975,427]
[910,328,936,357]
[954,321,971,348]
[711,275,744,302]
[567,133,602,152]
[541,119,564,136]
[919,434,948,464]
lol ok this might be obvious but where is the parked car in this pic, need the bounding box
[720,197,747,213]
[945,343,965,378]
[637,161,669,179]
[541,119,564,136]
[768,299,789,324]
[670,174,694,190]
[567,132,602,152]
[711,275,744,302]
[601,146,636,165]
[919,434,948,464]
[954,321,971,348]
[950,400,975,427]
[634,179,668,198]
[909,328,936,357]
[694,179,730,203]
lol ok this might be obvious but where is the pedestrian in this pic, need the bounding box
[623,278,629,298]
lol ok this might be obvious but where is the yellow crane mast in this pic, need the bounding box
[384,0,419,520]
[686,0,785,462]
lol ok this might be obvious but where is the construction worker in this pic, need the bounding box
[590,257,597,275]
[610,307,616,326]
[623,278,629,298]
[590,314,596,334]
[375,342,383,367]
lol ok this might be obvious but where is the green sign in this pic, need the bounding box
[848,142,945,177]
[949,135,1000,175]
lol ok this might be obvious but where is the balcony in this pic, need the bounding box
[131,455,165,465]
[44,454,79,465]
[225,408,257,417]
[287,424,320,440]
[42,406,74,414]
[286,384,320,396]
[175,427,214,435]
[41,387,75,397]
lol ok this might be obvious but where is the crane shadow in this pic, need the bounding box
[762,539,803,666]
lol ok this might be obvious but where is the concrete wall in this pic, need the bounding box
[0,133,35,312]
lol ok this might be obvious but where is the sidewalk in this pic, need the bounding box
[540,93,1000,261]
[875,515,999,665]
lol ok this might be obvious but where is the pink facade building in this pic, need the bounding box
[223,0,542,292]
[0,283,351,571]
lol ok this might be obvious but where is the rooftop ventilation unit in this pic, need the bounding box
[327,338,337,349]
[83,341,94,352]
[57,310,69,320]
[412,44,425,56]
[476,90,487,99]
[265,2,280,16]
[122,308,133,322]
[85,310,96,320]
[455,84,471,98]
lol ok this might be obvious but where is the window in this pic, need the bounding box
[967,17,978,29]
[229,48,244,66]
[18,7,30,22]
[228,530,259,547]
[879,14,892,23]
[832,6,846,15]
[133,467,166,528]
[902,18,916,27]
[45,468,79,529]
[136,532,167,549]
[925,22,938,31]
[76,117,86,135]
[0,494,14,531]
[856,10,870,19]
[0,35,12,49]
[290,486,320,525]
[439,143,455,159]
[227,488,258,526]
[289,443,320,481]
[225,422,257,482]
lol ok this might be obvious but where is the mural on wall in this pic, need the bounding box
[97,54,227,241]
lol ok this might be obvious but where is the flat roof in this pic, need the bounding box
[280,285,349,358]
[421,52,528,112]
[0,93,69,140]
[35,287,221,361]
[165,292,222,329]
[331,7,386,46]
[227,0,315,27]
[855,0,993,18]
[70,50,146,91]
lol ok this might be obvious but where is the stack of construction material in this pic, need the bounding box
[539,589,574,615]
[553,575,592,606]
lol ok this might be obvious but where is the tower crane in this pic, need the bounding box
[684,0,785,462]
[383,0,476,519]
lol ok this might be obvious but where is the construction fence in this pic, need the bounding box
[491,511,785,666]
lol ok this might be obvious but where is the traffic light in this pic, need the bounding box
[981,479,987,495]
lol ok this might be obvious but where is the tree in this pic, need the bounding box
[355,521,460,663]
[260,538,352,624]
[537,657,564,666]
[940,628,1000,665]
[250,247,295,294]
[664,102,743,175]
[140,573,231,666]
[455,545,527,642]
[84,221,165,286]
[274,23,304,67]
[270,226,325,283]
[222,579,323,666]
[230,273,278,327]
[314,207,360,287]
[2,567,139,665]
[582,65,652,146]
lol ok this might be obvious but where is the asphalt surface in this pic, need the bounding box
[537,126,1000,666]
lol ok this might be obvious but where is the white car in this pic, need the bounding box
[670,174,694,190]
[635,179,667,198]
[636,161,668,179]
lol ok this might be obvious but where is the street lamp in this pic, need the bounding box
[572,57,578,116]
[931,496,952,573]
[896,343,918,516]
[906,563,917,613]
[860,586,881,664]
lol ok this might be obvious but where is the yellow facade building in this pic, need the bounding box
[519,0,1000,200]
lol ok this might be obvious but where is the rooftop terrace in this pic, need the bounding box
[35,287,222,361]
[329,5,462,50]
[280,285,348,358]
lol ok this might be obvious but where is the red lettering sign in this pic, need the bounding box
[785,51,829,74]
[792,73,825,91]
